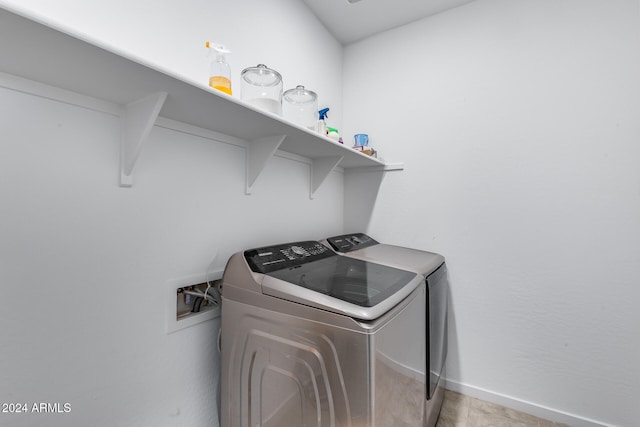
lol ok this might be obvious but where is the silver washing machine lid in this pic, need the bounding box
[243,241,423,320]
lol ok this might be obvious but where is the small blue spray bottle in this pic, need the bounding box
[317,107,330,136]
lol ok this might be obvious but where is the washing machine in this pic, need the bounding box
[221,240,428,427]
[324,233,448,427]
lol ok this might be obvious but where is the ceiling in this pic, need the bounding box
[302,0,476,45]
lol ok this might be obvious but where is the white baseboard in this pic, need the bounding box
[444,378,616,427]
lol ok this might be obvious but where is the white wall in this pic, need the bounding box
[344,1,640,426]
[0,1,344,426]
[4,1,640,426]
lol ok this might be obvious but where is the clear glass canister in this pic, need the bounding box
[240,64,283,115]
[283,85,318,131]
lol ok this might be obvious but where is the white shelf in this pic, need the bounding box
[0,7,402,192]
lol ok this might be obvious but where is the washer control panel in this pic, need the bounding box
[326,233,379,253]
[244,241,334,274]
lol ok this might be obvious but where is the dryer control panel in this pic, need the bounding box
[244,241,335,274]
[326,233,379,253]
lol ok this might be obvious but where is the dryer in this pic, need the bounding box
[324,233,448,427]
[221,240,428,427]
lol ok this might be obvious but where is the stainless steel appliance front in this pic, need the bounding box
[221,241,426,427]
[324,233,449,427]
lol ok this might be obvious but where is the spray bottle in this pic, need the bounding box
[317,107,330,136]
[205,41,232,95]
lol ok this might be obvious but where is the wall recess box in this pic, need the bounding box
[166,271,223,334]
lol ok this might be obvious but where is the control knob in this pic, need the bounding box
[290,245,307,256]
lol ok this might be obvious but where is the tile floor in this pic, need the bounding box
[436,390,569,427]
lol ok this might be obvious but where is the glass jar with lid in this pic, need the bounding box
[283,85,318,131]
[240,64,283,115]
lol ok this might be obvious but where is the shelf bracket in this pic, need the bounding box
[245,135,286,195]
[120,91,168,187]
[310,156,343,199]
